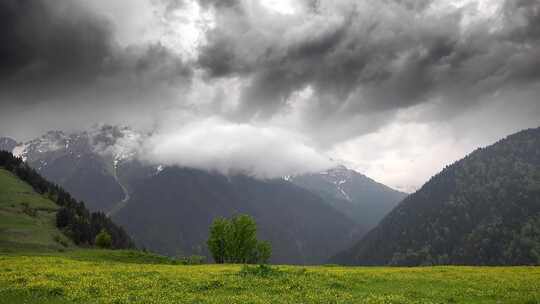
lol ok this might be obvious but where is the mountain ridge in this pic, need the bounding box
[333,127,540,266]
[289,165,407,228]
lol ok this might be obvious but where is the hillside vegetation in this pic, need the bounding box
[0,169,70,251]
[1,251,539,304]
[0,151,133,250]
[335,127,540,266]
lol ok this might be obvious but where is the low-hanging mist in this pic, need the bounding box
[139,118,334,179]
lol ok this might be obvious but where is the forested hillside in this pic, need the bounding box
[0,151,133,249]
[334,127,540,266]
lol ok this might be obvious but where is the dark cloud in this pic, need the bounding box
[198,0,240,9]
[0,0,112,92]
[1,0,538,187]
[0,0,192,106]
[194,0,540,140]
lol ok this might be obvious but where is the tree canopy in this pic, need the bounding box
[208,214,271,264]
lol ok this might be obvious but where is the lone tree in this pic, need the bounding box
[95,229,112,249]
[207,214,271,264]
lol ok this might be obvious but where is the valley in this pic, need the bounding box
[0,126,405,264]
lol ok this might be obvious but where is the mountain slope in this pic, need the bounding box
[10,128,131,212]
[0,168,71,251]
[333,127,540,266]
[113,167,358,264]
[289,166,407,228]
[0,151,134,251]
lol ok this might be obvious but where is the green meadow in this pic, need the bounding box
[0,250,539,304]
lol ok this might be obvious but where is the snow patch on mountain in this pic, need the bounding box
[12,143,29,162]
[322,166,354,202]
[89,125,144,168]
[10,126,145,170]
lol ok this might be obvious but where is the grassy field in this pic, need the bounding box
[0,169,71,252]
[1,250,539,304]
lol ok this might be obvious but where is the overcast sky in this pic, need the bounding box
[1,0,539,191]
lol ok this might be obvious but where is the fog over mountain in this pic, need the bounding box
[1,0,539,190]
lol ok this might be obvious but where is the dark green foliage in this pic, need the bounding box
[226,215,259,263]
[252,241,272,264]
[207,218,229,264]
[208,214,271,264]
[334,127,540,266]
[95,229,112,249]
[53,235,69,248]
[239,264,281,277]
[0,151,134,249]
[55,208,72,228]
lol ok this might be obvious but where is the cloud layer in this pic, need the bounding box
[195,0,540,140]
[0,0,192,136]
[141,117,333,178]
[1,0,539,188]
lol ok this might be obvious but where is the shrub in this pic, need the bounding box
[53,235,69,247]
[95,229,112,249]
[239,264,281,277]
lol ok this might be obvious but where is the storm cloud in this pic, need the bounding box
[0,0,539,189]
[194,0,540,142]
[0,0,192,128]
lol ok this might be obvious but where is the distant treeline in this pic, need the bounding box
[0,151,134,249]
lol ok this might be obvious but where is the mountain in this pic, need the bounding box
[333,127,540,266]
[0,137,17,152]
[9,127,137,212]
[113,167,358,264]
[6,126,362,263]
[0,151,133,251]
[289,165,407,228]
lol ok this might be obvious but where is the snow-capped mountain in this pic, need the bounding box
[5,126,147,212]
[313,165,360,201]
[289,165,407,228]
[11,126,141,169]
